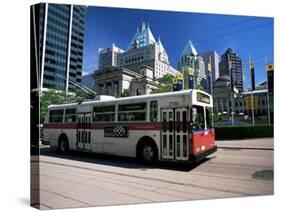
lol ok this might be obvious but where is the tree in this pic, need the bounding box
[153,74,175,94]
[40,89,92,123]
[120,88,131,97]
[196,84,204,90]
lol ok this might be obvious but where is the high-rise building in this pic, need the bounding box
[120,22,178,78]
[201,51,220,82]
[98,43,124,70]
[179,40,207,90]
[34,3,86,92]
[219,48,243,92]
[201,51,220,94]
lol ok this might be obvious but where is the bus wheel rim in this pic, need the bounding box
[143,145,153,161]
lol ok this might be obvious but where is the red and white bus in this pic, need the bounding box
[43,89,216,163]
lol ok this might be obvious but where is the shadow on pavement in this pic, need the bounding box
[40,146,210,172]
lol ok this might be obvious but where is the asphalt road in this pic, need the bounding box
[31,138,274,209]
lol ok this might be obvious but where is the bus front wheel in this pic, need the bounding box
[139,142,157,164]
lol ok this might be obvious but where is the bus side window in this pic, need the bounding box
[49,109,64,123]
[150,100,158,121]
[64,109,76,123]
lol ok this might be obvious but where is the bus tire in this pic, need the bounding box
[137,138,158,164]
[58,134,69,153]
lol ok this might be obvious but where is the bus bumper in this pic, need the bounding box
[190,145,217,163]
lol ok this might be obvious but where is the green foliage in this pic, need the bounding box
[40,89,92,123]
[213,114,223,122]
[153,74,175,93]
[215,125,273,140]
[196,84,203,90]
[120,88,131,97]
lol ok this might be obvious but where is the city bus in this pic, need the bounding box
[42,89,217,163]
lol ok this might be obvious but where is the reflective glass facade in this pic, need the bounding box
[38,3,85,91]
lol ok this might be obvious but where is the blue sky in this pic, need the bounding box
[82,6,273,90]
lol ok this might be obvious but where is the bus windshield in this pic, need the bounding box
[190,105,205,130]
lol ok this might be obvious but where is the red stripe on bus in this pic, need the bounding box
[44,122,161,130]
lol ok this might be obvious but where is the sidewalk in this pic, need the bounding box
[216,137,274,150]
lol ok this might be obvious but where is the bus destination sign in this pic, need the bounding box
[197,92,210,104]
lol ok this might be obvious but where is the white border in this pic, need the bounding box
[0,0,279,212]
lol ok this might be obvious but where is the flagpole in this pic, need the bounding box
[182,67,185,90]
[265,57,271,126]
[228,55,234,126]
[209,56,214,127]
[249,54,255,126]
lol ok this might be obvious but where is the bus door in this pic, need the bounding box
[161,108,189,161]
[161,109,174,160]
[77,113,92,151]
[174,108,189,160]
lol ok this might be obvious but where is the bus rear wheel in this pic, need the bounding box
[59,139,69,153]
[140,143,157,164]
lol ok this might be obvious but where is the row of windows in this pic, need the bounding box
[92,102,156,122]
[47,21,69,36]
[125,55,144,63]
[46,31,69,45]
[46,35,68,48]
[46,38,68,50]
[48,4,70,15]
[48,101,158,123]
[47,13,70,28]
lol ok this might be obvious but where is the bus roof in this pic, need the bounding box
[47,89,211,109]
[82,89,196,106]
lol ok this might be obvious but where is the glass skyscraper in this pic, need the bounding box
[219,48,243,92]
[33,3,86,92]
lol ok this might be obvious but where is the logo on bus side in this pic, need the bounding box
[104,125,128,138]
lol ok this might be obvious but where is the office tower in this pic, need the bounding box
[179,40,207,90]
[34,3,86,92]
[98,43,124,70]
[219,48,243,92]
